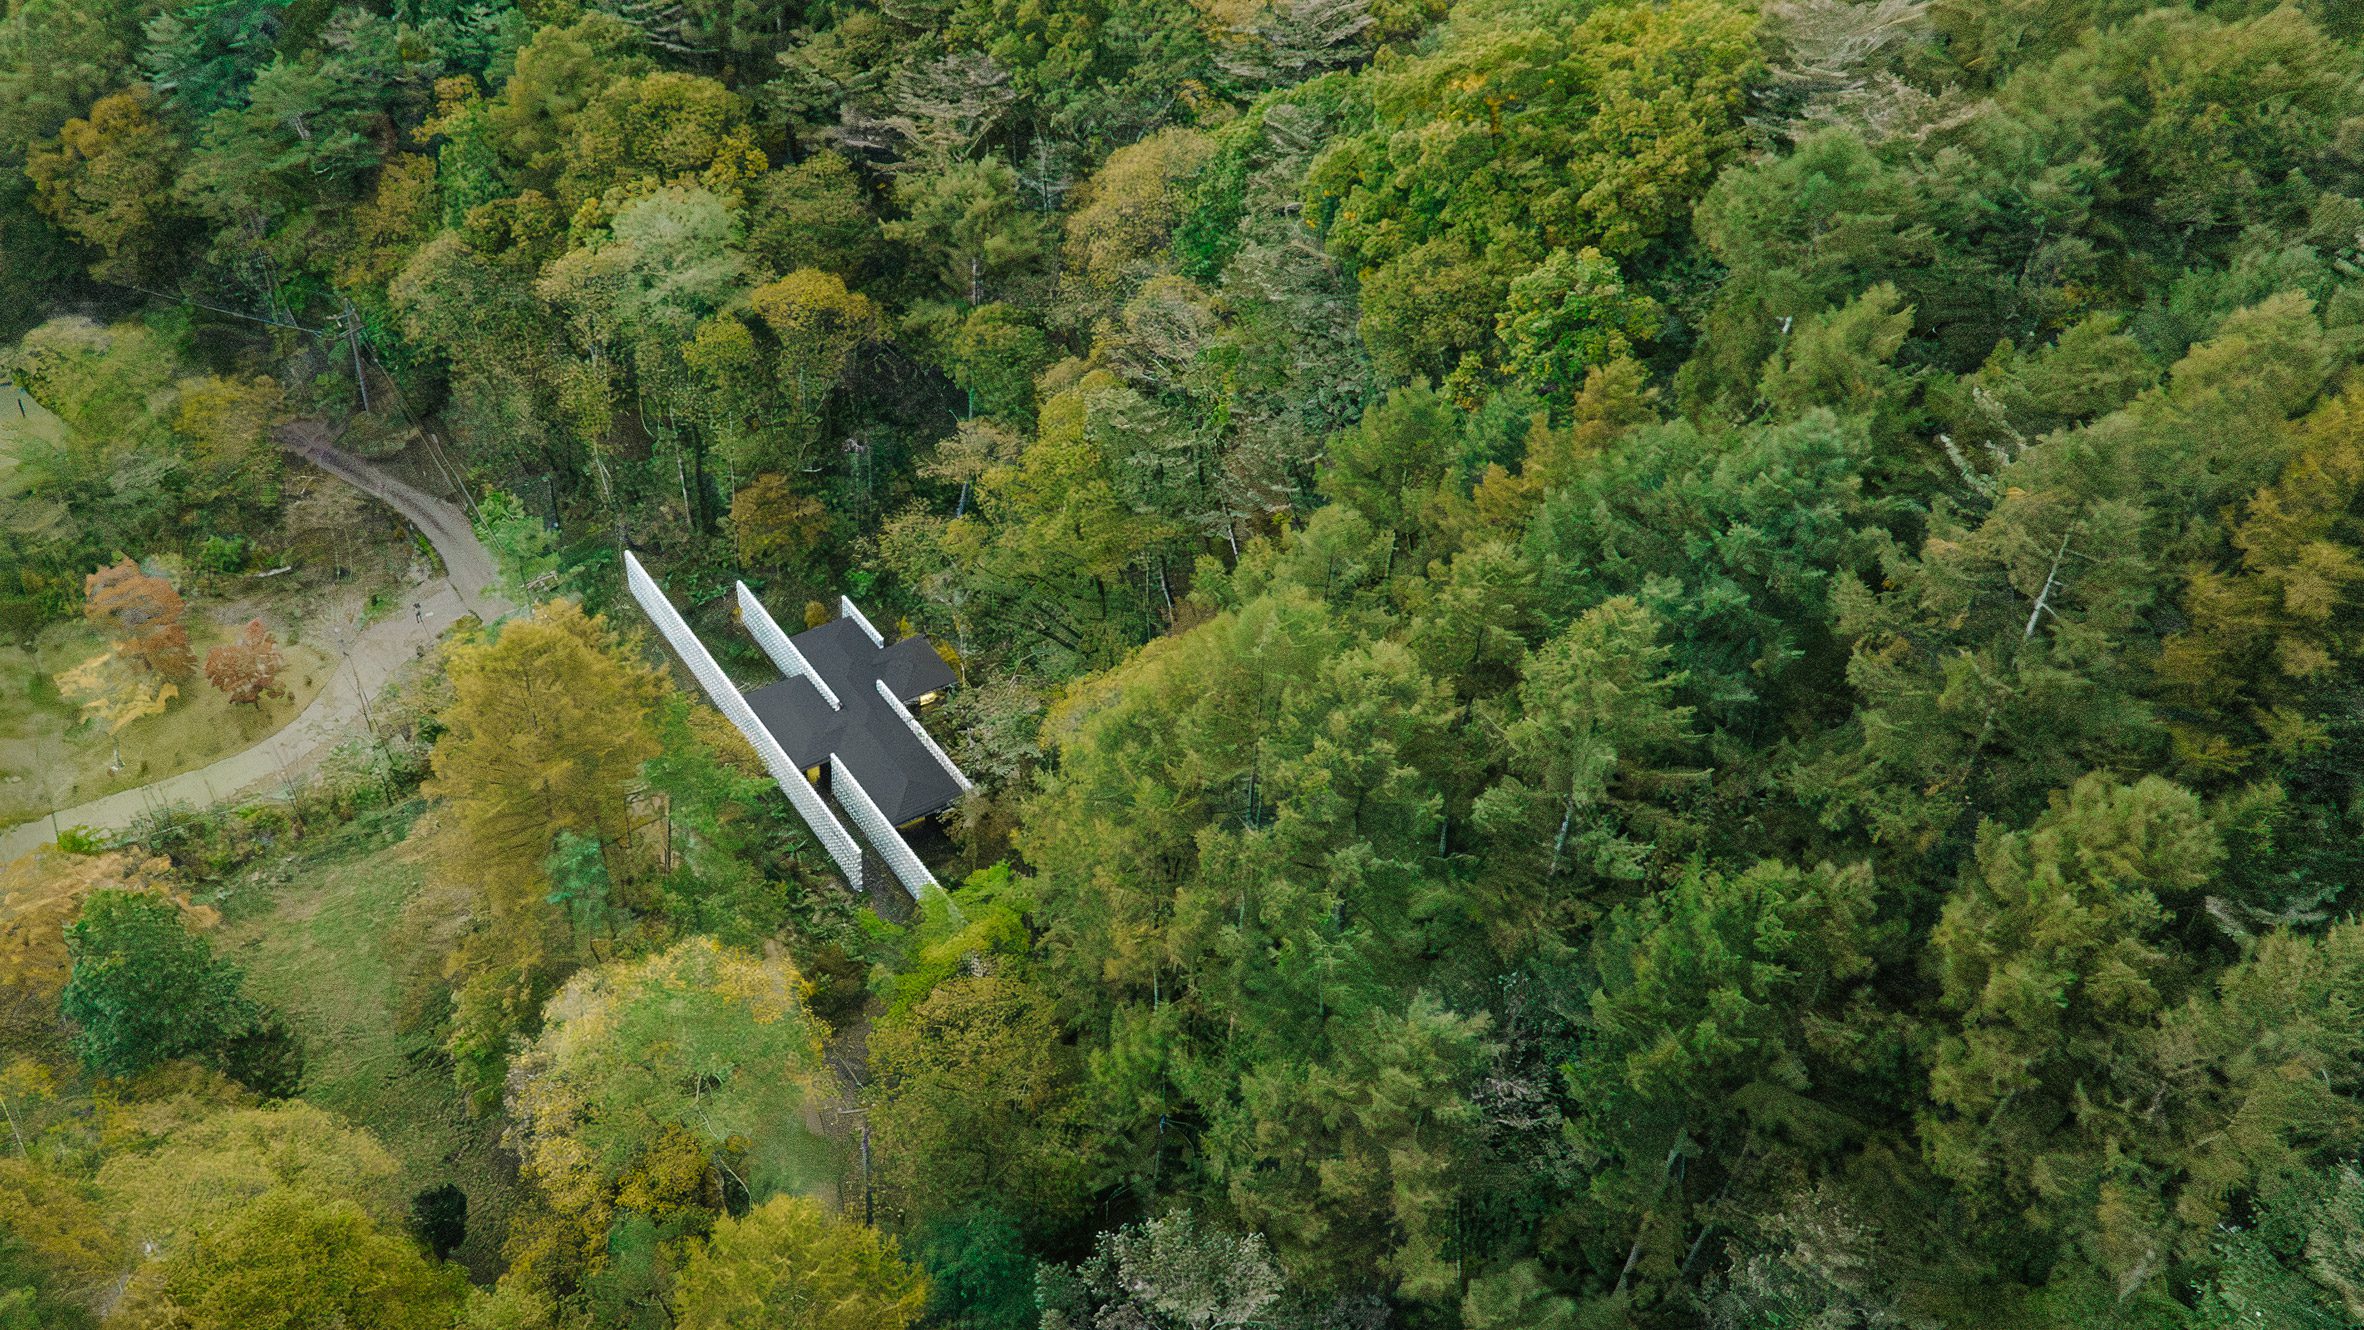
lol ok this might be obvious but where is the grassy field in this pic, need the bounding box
[0,616,333,824]
[0,383,58,491]
[0,385,393,826]
[216,807,521,1281]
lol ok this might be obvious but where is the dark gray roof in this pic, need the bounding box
[742,612,962,824]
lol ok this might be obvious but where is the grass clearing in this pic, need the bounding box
[0,383,65,478]
[0,617,332,824]
[0,385,421,827]
[217,807,520,1281]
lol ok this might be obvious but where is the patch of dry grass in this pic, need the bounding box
[0,618,333,824]
[217,811,521,1281]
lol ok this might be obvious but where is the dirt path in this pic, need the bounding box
[278,422,509,623]
[0,430,511,858]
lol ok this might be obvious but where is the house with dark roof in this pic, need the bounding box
[624,551,968,899]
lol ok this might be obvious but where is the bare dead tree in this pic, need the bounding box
[1752,0,1976,146]
[875,51,1018,171]
[1216,0,1376,88]
[586,0,715,59]
[1016,136,1079,212]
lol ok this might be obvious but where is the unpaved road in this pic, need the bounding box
[0,429,511,859]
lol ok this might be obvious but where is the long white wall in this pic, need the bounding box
[830,754,939,899]
[737,582,840,710]
[626,552,865,889]
[876,678,971,793]
[839,595,886,647]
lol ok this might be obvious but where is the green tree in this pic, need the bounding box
[909,1208,1037,1330]
[1351,237,1502,387]
[672,1195,927,1330]
[931,372,1178,668]
[1462,1261,1579,1330]
[1497,247,1661,402]
[868,974,1087,1231]
[1521,410,1910,745]
[945,303,1052,424]
[470,487,561,600]
[1568,859,1892,1302]
[1319,383,1459,546]
[1307,0,1757,376]
[58,889,247,1079]
[138,0,291,122]
[505,938,831,1224]
[1469,596,1696,940]
[2142,921,2364,1286]
[24,85,184,282]
[543,830,622,956]
[884,158,1051,307]
[0,849,184,1042]
[179,13,442,260]
[746,151,879,280]
[482,12,651,190]
[747,267,882,456]
[557,70,764,213]
[1924,774,2220,1260]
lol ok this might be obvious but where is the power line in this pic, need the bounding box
[108,282,328,337]
[344,307,484,524]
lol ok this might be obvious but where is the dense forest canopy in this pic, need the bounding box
[6,0,2364,1325]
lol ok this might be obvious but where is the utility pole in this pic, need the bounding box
[340,297,371,414]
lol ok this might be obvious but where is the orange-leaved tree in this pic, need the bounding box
[204,618,288,705]
[84,557,192,678]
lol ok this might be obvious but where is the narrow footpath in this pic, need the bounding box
[0,429,512,860]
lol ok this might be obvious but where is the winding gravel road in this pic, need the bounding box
[0,428,512,860]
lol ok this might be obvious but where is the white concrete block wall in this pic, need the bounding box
[627,553,864,888]
[830,754,939,899]
[839,595,886,647]
[737,582,840,710]
[876,678,971,793]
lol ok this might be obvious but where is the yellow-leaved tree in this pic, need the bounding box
[422,598,666,1111]
[98,1101,460,1330]
[53,651,176,773]
[425,598,664,905]
[504,937,832,1226]
[673,1194,927,1330]
[0,1156,119,1326]
[0,849,201,1044]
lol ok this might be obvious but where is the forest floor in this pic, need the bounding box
[216,803,521,1281]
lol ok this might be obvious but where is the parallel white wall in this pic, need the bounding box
[876,678,971,793]
[737,582,840,709]
[627,553,864,889]
[831,755,938,899]
[839,596,886,647]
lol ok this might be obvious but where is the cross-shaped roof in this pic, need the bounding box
[626,554,968,900]
[744,613,961,824]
